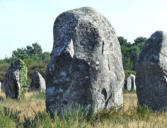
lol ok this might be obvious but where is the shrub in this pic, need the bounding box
[18,59,28,99]
[124,70,136,80]
[0,63,9,81]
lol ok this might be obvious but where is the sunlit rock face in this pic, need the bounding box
[0,82,1,92]
[125,74,136,91]
[136,31,167,110]
[45,7,125,115]
[29,72,46,91]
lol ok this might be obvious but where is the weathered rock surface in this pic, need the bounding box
[0,82,1,92]
[46,7,125,114]
[3,60,27,99]
[0,82,4,92]
[136,31,167,110]
[29,72,46,91]
[125,74,136,91]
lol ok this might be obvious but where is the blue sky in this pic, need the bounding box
[0,0,167,59]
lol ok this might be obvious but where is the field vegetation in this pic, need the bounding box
[0,38,164,128]
[0,91,167,128]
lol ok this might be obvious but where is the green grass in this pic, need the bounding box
[30,91,45,99]
[125,70,136,80]
[0,92,167,128]
[123,89,136,94]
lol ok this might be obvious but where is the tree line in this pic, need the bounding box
[0,42,50,64]
[0,43,50,81]
[118,36,147,77]
[0,36,147,81]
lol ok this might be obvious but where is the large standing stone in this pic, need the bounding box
[136,31,167,110]
[46,7,125,114]
[3,60,27,99]
[29,72,46,91]
[125,74,136,91]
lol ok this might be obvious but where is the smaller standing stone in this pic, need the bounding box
[3,60,27,99]
[136,31,167,110]
[125,74,136,91]
[29,72,46,91]
[0,81,5,92]
[0,81,1,92]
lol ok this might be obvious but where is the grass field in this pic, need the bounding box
[0,91,167,128]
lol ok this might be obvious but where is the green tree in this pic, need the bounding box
[134,37,147,45]
[128,46,140,70]
[12,48,29,60]
[41,52,50,61]
[12,43,43,60]
[118,36,128,45]
[26,43,42,57]
[119,36,147,72]
[133,37,147,50]
[31,43,42,56]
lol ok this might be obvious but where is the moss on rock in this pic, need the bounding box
[18,59,27,99]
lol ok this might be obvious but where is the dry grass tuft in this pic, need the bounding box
[0,91,45,121]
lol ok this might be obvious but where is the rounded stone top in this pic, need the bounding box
[52,7,117,59]
[137,31,167,63]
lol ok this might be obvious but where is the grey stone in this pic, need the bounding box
[0,82,4,92]
[45,7,125,115]
[136,31,167,110]
[125,74,136,91]
[29,72,46,91]
[0,82,1,92]
[3,60,27,99]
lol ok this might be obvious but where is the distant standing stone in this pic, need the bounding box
[125,74,136,91]
[0,82,4,92]
[46,7,125,115]
[3,60,27,99]
[136,31,167,110]
[0,81,1,92]
[29,72,46,91]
